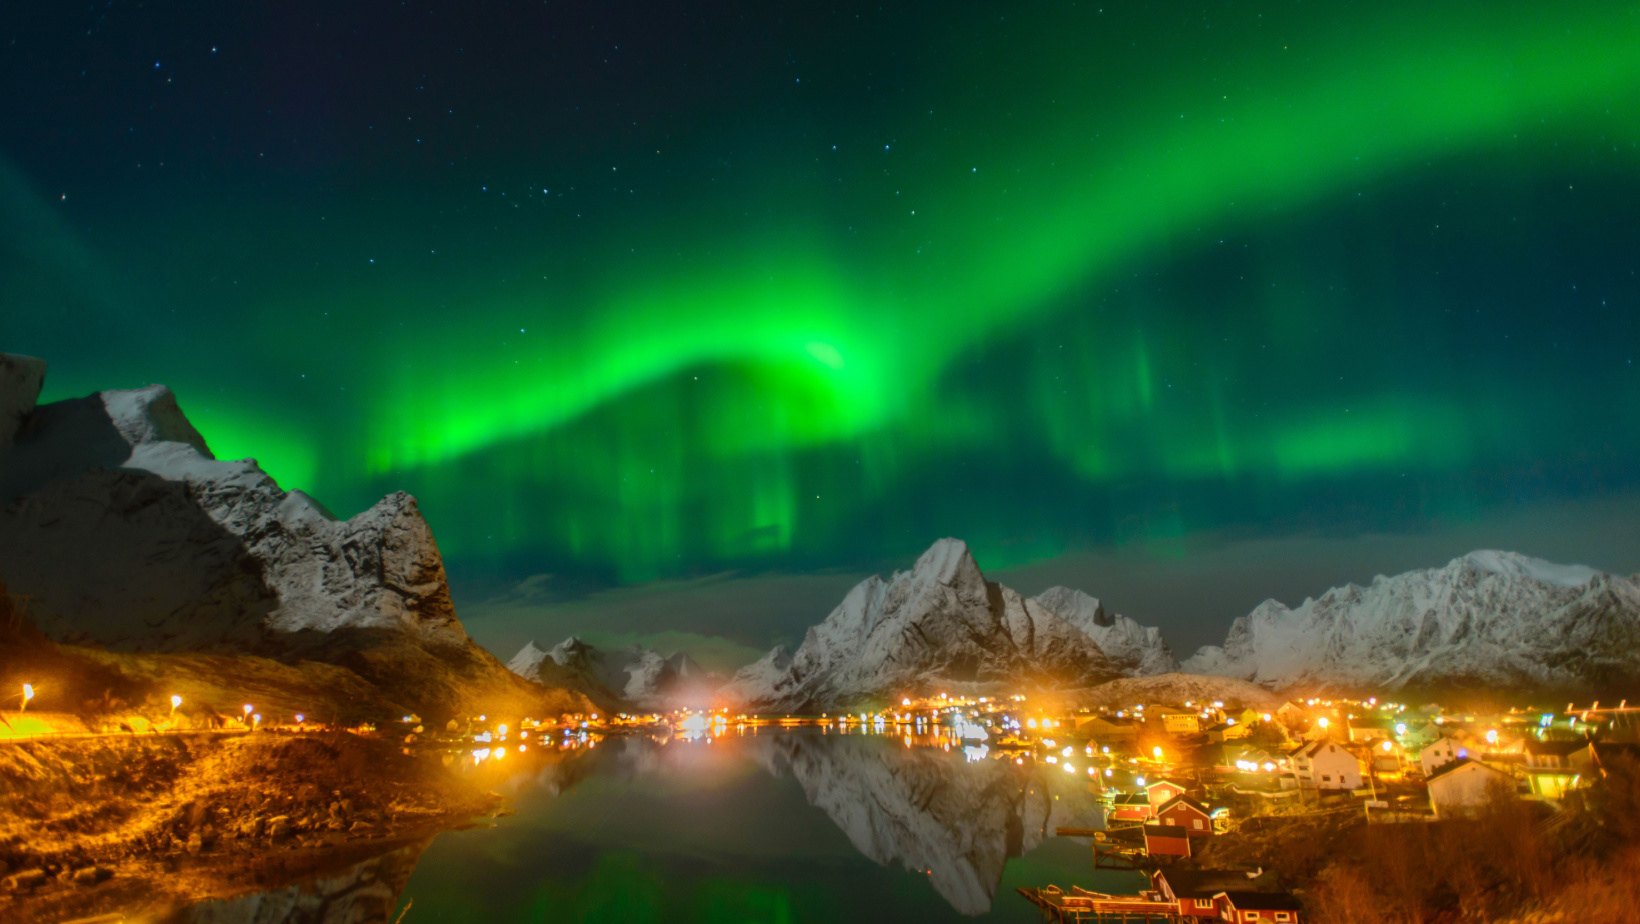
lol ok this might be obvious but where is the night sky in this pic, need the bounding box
[5,3,1639,660]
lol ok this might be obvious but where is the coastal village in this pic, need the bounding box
[5,674,1640,921]
[787,689,1640,923]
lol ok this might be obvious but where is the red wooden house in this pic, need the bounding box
[1145,778,1189,810]
[1157,794,1214,837]
[1109,792,1155,822]
[1213,890,1303,923]
[1149,869,1281,919]
[1142,823,1192,859]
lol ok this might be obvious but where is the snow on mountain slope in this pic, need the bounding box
[0,354,593,720]
[509,636,718,710]
[1030,586,1178,675]
[1081,672,1281,709]
[0,371,462,652]
[722,538,1171,712]
[1184,551,1640,692]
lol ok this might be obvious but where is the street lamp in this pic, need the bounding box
[170,694,183,715]
[21,683,34,712]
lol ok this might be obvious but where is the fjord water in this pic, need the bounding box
[390,728,1140,922]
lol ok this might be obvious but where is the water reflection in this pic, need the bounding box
[763,732,1103,914]
[163,839,430,924]
[165,726,1119,921]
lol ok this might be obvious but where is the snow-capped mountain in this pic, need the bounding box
[509,636,718,710]
[0,353,590,719]
[721,538,1172,712]
[1031,586,1178,675]
[1184,550,1640,692]
[0,360,461,651]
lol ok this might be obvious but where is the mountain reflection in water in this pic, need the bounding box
[170,728,1134,922]
[164,839,431,924]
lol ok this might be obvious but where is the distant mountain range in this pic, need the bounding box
[1184,549,1640,693]
[10,351,1637,714]
[722,539,1640,710]
[507,637,719,711]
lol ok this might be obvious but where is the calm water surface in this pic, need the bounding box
[181,727,1148,922]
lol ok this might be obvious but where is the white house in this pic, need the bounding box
[1420,736,1464,777]
[1287,740,1363,791]
[1427,758,1516,818]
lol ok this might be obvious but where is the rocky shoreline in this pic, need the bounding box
[0,731,499,921]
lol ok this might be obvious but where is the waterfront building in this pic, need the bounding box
[1156,794,1215,837]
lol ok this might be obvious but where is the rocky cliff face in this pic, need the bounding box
[1184,550,1640,692]
[0,361,461,653]
[0,353,46,450]
[0,353,585,720]
[508,637,718,711]
[1030,586,1178,675]
[720,538,1171,712]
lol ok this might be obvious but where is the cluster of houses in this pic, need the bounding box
[1020,697,1640,922]
[1074,695,1638,820]
[1107,777,1223,860]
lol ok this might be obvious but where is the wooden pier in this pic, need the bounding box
[1017,886,1179,923]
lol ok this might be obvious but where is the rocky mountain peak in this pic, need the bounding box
[102,384,210,454]
[1455,549,1601,589]
[0,353,47,449]
[722,538,1172,711]
[506,640,550,676]
[1034,586,1110,627]
[0,364,464,652]
[908,537,986,591]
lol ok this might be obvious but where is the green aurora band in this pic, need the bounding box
[7,2,1640,583]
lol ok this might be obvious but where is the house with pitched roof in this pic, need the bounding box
[1145,778,1189,810]
[1427,758,1516,818]
[1420,736,1464,777]
[1149,869,1291,920]
[1523,737,1593,800]
[1157,794,1215,837]
[1287,739,1363,790]
[1214,889,1304,923]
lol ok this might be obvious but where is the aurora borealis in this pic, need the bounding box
[4,3,1639,647]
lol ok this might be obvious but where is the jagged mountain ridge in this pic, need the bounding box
[509,637,717,710]
[1184,550,1640,692]
[0,353,589,720]
[720,538,1175,711]
[0,366,461,652]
